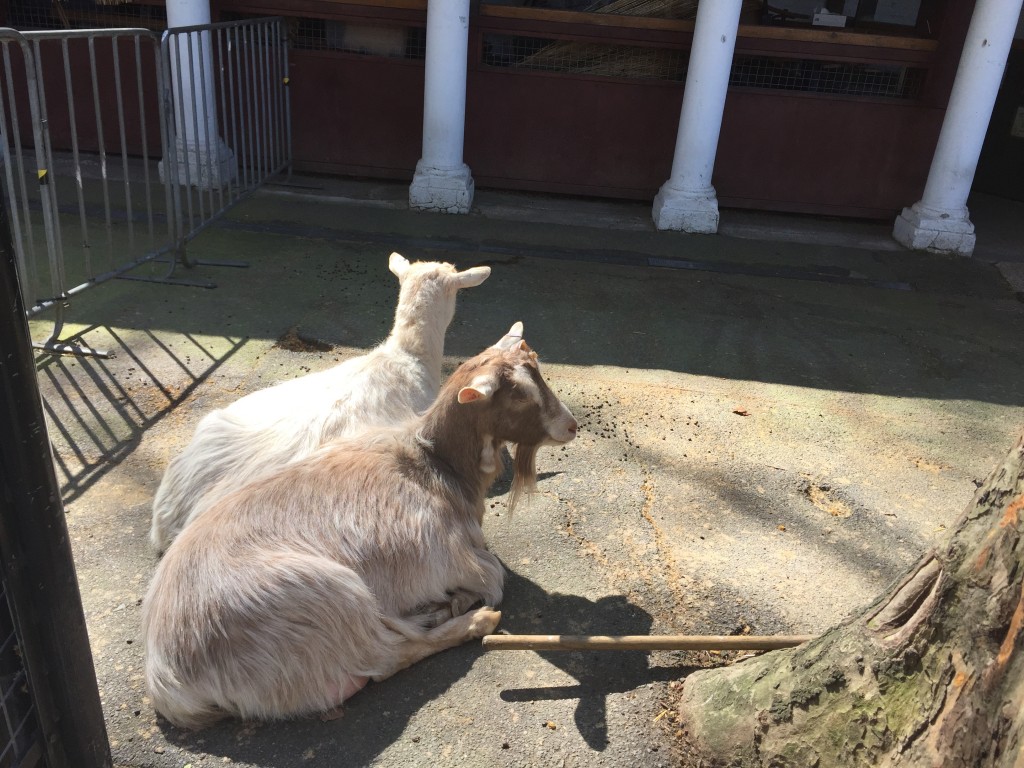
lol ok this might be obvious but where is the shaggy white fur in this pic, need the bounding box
[149,252,496,552]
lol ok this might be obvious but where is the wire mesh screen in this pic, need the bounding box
[730,55,926,99]
[483,35,686,80]
[484,36,924,97]
[288,18,426,58]
[481,0,761,20]
[0,588,43,768]
[496,0,698,16]
[6,0,166,32]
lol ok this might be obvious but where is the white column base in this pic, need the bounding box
[652,183,720,233]
[892,202,976,257]
[409,161,474,214]
[159,137,238,190]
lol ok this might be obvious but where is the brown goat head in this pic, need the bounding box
[450,339,577,510]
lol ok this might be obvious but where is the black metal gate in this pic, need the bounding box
[0,587,43,767]
[0,154,111,767]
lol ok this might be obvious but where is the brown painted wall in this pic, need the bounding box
[457,5,967,217]
[290,49,424,178]
[1,0,973,219]
[974,46,1024,201]
[466,68,681,199]
[6,36,164,158]
[715,94,943,217]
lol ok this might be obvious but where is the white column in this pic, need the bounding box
[409,0,474,214]
[652,0,743,233]
[160,0,236,189]
[893,0,1024,256]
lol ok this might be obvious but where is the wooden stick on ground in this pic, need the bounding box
[481,634,815,652]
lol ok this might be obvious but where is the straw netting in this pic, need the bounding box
[514,0,759,80]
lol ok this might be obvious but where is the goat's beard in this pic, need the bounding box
[507,443,539,514]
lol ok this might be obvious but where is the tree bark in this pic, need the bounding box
[674,433,1024,767]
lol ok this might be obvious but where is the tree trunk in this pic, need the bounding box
[674,433,1024,767]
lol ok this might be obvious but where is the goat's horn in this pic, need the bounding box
[491,321,524,350]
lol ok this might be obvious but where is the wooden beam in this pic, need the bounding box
[479,5,694,32]
[476,7,936,52]
[481,634,815,651]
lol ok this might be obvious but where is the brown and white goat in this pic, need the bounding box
[142,333,577,728]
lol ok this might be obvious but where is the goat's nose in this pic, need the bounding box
[567,419,578,435]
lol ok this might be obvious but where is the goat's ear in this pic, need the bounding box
[453,265,491,288]
[389,252,410,279]
[458,373,498,404]
[491,321,524,350]
[514,339,539,362]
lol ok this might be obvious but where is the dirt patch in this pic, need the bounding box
[912,457,949,473]
[799,478,853,518]
[273,326,334,353]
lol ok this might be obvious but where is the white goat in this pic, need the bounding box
[143,333,577,728]
[149,252,493,553]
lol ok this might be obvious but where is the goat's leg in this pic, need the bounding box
[444,549,505,615]
[403,603,454,629]
[474,548,505,605]
[448,587,486,617]
[374,606,500,681]
[401,549,505,628]
[403,587,488,629]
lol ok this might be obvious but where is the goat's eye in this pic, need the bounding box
[508,385,529,401]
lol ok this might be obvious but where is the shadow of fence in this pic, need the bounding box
[35,325,248,505]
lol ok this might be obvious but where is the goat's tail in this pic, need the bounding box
[145,550,397,726]
[145,657,229,730]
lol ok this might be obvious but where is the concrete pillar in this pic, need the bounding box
[160,0,236,189]
[409,0,474,214]
[892,0,1024,256]
[652,0,743,233]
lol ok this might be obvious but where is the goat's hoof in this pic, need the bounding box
[320,706,346,722]
[468,607,501,637]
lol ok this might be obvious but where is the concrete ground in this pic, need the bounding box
[31,182,1024,768]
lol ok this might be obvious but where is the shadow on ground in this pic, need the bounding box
[495,570,690,751]
[36,324,247,503]
[157,568,679,765]
[46,207,1024,411]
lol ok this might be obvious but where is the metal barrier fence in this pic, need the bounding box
[162,18,291,252]
[0,26,173,356]
[0,18,290,356]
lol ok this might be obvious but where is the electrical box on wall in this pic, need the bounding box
[812,10,848,27]
[1012,106,1024,140]
[768,0,923,29]
[864,0,922,26]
